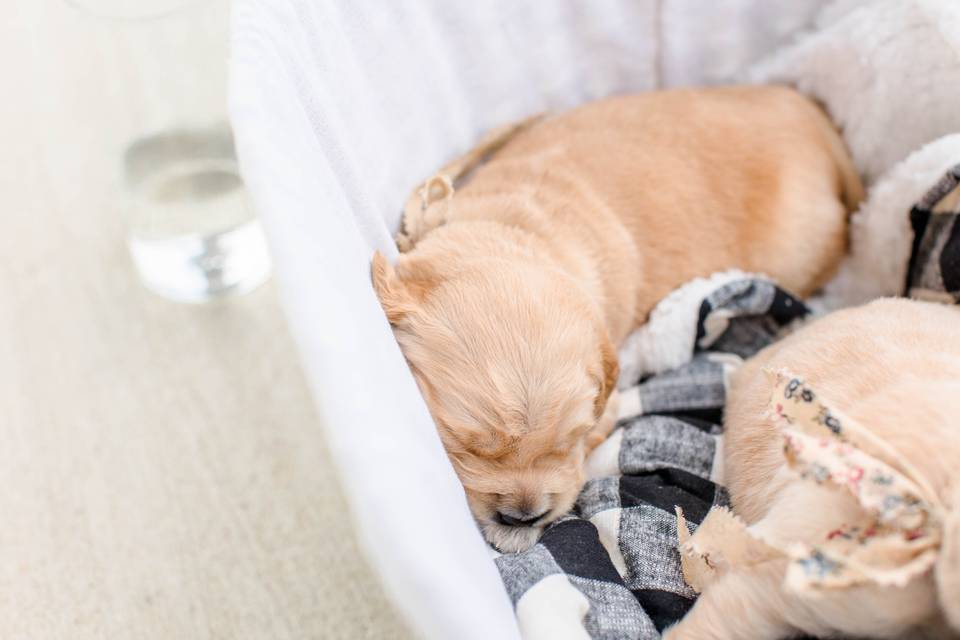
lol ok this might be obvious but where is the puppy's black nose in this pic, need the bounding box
[495,510,547,527]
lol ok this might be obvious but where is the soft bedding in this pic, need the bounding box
[493,165,960,639]
[230,4,829,636]
[230,1,960,637]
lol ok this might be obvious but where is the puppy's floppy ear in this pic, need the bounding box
[371,251,416,325]
[593,332,619,420]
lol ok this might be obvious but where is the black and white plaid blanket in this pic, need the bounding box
[493,275,808,639]
[493,163,960,639]
[908,163,960,305]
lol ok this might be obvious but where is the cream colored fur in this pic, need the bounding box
[372,86,861,552]
[666,299,960,639]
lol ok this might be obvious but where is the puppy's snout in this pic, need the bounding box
[495,507,549,528]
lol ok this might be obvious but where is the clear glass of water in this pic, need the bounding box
[124,125,271,303]
[68,0,271,303]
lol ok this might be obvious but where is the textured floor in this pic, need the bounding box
[0,2,410,638]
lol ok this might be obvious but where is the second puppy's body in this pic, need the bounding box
[373,86,862,551]
[666,299,960,639]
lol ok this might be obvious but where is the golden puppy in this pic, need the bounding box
[667,298,960,639]
[372,86,862,552]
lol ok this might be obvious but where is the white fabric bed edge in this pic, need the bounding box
[229,4,521,639]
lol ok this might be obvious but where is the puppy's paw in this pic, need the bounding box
[395,232,413,253]
[585,429,609,453]
[483,522,543,553]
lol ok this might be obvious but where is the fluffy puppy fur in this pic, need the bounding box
[666,298,960,639]
[372,86,862,552]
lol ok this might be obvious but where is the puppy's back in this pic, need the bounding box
[462,86,862,328]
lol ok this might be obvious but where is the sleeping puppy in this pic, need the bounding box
[372,86,863,552]
[666,298,960,639]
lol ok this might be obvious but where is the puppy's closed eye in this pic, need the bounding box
[439,419,518,460]
[533,428,591,463]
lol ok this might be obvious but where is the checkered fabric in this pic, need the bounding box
[493,276,809,639]
[907,163,960,303]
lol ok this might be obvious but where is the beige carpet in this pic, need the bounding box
[0,2,411,638]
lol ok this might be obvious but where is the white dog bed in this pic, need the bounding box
[229,2,960,638]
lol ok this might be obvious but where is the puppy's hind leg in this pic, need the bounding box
[662,561,795,640]
[396,114,544,251]
[397,174,454,252]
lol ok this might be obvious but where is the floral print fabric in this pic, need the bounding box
[678,370,948,594]
[769,370,942,590]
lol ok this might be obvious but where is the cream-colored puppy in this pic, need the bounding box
[666,298,960,639]
[372,86,862,552]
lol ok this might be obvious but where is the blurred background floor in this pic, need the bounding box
[0,1,411,638]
